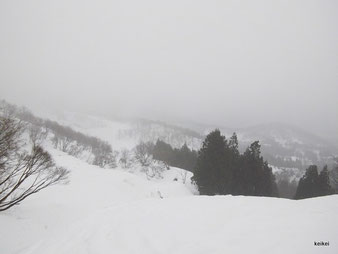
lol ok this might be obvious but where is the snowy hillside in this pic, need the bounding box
[52,112,338,170]
[3,100,337,198]
[0,148,196,254]
[25,108,337,189]
[1,105,338,254]
[34,108,338,170]
[36,111,203,151]
[1,148,337,254]
[194,122,337,169]
[2,0,338,252]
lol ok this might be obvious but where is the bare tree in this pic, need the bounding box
[29,125,48,146]
[134,142,153,167]
[119,149,133,169]
[51,135,73,153]
[0,115,69,212]
[93,149,118,168]
[0,116,23,171]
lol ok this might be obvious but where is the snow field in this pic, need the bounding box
[1,149,337,254]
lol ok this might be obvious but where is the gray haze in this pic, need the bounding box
[1,0,338,139]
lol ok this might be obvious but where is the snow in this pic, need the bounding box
[39,111,203,151]
[42,111,138,150]
[1,111,338,254]
[1,148,338,254]
[0,148,196,253]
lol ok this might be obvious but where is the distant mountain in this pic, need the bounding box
[228,122,337,170]
[176,120,337,169]
[3,99,337,173]
[46,110,338,171]
[26,109,204,151]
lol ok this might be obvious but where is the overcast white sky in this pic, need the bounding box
[1,0,337,138]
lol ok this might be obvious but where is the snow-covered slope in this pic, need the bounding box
[34,108,338,171]
[37,111,203,151]
[0,147,196,254]
[1,104,338,254]
[26,196,338,254]
[1,147,338,254]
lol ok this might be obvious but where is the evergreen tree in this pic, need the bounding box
[262,161,279,197]
[233,141,278,197]
[173,143,197,172]
[295,165,319,199]
[192,130,279,197]
[239,141,264,195]
[192,129,232,195]
[150,140,197,172]
[152,139,174,166]
[318,166,333,196]
[225,133,239,192]
[228,132,239,156]
[329,158,338,193]
[295,165,334,199]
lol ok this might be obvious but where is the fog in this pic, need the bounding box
[1,0,337,138]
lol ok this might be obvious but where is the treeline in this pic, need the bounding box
[118,119,202,151]
[330,158,338,193]
[294,165,334,199]
[192,130,278,197]
[149,140,198,172]
[276,161,337,199]
[136,119,203,139]
[0,100,116,168]
[149,129,337,199]
[121,140,197,179]
[45,119,116,168]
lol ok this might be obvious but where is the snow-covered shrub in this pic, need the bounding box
[133,141,154,167]
[141,160,167,179]
[93,149,118,168]
[119,149,134,169]
[132,141,169,179]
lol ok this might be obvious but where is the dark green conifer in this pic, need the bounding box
[192,129,231,195]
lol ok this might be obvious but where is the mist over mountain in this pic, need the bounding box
[1,0,338,141]
[130,116,338,169]
[4,99,337,171]
[1,1,338,253]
